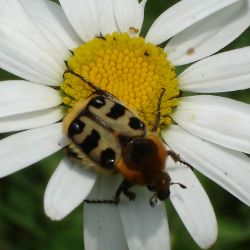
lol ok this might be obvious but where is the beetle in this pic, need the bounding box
[63,69,188,206]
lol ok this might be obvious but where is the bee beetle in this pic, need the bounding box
[63,70,188,206]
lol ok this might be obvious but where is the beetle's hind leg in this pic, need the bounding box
[63,68,117,100]
[84,199,117,205]
[64,146,82,161]
[113,179,136,204]
[84,179,135,205]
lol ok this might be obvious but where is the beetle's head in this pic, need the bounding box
[147,172,187,207]
[147,172,171,204]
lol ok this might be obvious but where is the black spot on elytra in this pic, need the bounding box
[129,117,145,130]
[89,96,106,108]
[79,129,100,154]
[100,148,116,169]
[68,119,85,136]
[106,103,126,119]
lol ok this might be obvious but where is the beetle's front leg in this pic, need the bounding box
[167,150,193,170]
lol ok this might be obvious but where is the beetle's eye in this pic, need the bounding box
[147,183,157,192]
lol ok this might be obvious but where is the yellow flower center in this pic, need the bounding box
[61,32,179,130]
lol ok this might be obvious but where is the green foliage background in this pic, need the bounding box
[0,0,250,249]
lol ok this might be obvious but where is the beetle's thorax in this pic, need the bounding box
[121,134,167,182]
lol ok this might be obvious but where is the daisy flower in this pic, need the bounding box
[0,0,250,249]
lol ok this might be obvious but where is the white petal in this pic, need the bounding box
[32,23,71,60]
[173,95,250,154]
[0,0,59,57]
[0,0,65,85]
[0,81,62,118]
[0,50,62,86]
[59,0,100,41]
[119,187,170,250]
[140,0,148,8]
[145,0,239,45]
[84,175,128,250]
[0,108,63,133]
[44,157,97,221]
[162,125,250,206]
[19,0,69,61]
[19,0,81,50]
[113,0,145,36]
[178,47,250,92]
[166,0,250,66]
[0,123,67,178]
[96,0,119,35]
[168,163,217,249]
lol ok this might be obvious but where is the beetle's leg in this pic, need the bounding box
[149,193,158,207]
[114,179,136,204]
[63,69,117,100]
[152,88,165,132]
[84,199,117,205]
[64,69,101,91]
[167,150,194,170]
[96,33,106,40]
[84,179,135,205]
[64,146,82,161]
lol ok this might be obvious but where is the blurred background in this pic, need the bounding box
[0,0,250,249]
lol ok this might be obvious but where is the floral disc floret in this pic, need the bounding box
[61,32,179,130]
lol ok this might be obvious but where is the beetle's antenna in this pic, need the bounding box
[152,88,165,132]
[170,182,187,189]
